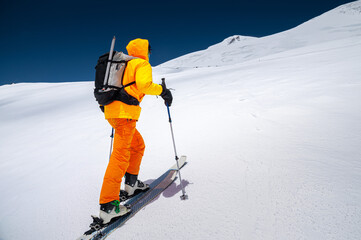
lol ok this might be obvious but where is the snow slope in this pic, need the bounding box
[1,1,361,239]
[158,0,361,69]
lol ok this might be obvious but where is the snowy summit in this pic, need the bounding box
[158,1,361,68]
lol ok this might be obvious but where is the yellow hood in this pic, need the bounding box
[126,38,149,61]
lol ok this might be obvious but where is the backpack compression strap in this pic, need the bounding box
[105,81,136,90]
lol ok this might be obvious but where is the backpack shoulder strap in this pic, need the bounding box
[121,60,136,88]
[123,81,136,88]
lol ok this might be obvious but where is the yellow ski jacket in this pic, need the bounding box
[104,38,163,120]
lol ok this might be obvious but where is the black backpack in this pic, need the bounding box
[94,51,140,107]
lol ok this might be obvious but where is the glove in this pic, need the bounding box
[160,84,173,107]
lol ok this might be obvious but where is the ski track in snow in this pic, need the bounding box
[1,2,361,239]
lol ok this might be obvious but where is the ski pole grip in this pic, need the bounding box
[162,78,171,118]
[162,77,171,121]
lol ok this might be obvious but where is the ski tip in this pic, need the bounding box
[178,155,187,168]
[170,155,187,170]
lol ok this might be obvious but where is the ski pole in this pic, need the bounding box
[162,78,188,200]
[103,36,116,88]
[106,37,116,161]
[109,128,114,160]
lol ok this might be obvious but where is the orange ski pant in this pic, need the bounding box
[99,119,145,204]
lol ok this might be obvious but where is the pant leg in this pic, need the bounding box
[99,119,136,204]
[126,128,145,175]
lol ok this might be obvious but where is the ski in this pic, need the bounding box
[77,156,188,240]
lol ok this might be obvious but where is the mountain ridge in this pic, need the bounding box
[157,0,361,69]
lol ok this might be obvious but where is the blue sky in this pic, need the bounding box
[0,0,355,85]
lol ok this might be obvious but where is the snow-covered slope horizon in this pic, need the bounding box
[157,0,361,69]
[1,1,361,240]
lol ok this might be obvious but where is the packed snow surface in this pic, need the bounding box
[1,1,361,239]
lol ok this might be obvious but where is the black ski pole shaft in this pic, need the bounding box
[162,78,188,200]
[109,128,114,161]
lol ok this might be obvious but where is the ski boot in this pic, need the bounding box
[99,200,130,224]
[119,172,149,201]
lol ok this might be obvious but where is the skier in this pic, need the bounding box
[99,38,173,224]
